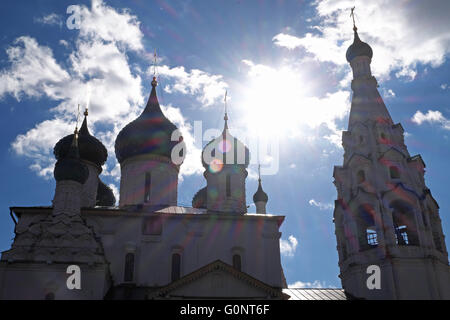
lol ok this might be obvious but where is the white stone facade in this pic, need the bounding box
[333,36,450,300]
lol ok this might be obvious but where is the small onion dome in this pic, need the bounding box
[192,186,207,209]
[54,132,89,184]
[346,27,373,63]
[115,77,180,164]
[253,179,268,203]
[54,112,107,167]
[201,128,250,170]
[96,180,116,206]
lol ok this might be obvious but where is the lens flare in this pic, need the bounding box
[209,158,224,173]
[218,138,231,153]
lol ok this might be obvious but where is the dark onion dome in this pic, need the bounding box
[192,186,207,209]
[346,27,373,63]
[253,179,268,203]
[201,115,250,170]
[54,111,107,167]
[115,77,181,164]
[54,132,89,184]
[96,179,116,206]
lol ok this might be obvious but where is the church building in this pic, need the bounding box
[0,20,449,300]
[0,76,288,300]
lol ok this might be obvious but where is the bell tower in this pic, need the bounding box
[333,10,450,299]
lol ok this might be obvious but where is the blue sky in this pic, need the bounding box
[0,0,449,288]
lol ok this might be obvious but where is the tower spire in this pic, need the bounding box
[80,106,90,135]
[253,162,268,214]
[152,49,158,77]
[350,6,357,31]
[224,90,228,130]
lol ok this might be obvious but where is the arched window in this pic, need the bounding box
[391,201,419,246]
[357,170,366,184]
[124,253,135,282]
[171,253,181,282]
[358,205,378,251]
[232,254,242,271]
[144,173,151,202]
[45,292,55,300]
[390,166,400,179]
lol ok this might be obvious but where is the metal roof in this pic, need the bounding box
[283,288,348,300]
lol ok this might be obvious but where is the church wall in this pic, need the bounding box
[0,262,110,300]
[82,212,283,289]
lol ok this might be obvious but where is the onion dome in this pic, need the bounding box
[115,77,180,163]
[54,130,89,184]
[96,179,116,206]
[201,110,250,170]
[346,27,373,63]
[54,110,107,167]
[192,186,207,209]
[253,179,268,203]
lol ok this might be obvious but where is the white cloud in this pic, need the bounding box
[108,183,119,205]
[3,0,209,183]
[309,199,334,211]
[35,13,63,27]
[289,163,297,169]
[0,37,70,100]
[156,65,228,107]
[411,110,450,130]
[273,0,450,82]
[288,280,335,289]
[77,0,144,51]
[382,88,396,99]
[161,104,203,179]
[280,235,298,257]
[441,83,449,90]
[0,2,137,178]
[11,118,74,179]
[59,40,69,48]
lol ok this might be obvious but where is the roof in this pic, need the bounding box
[114,78,180,163]
[283,288,350,300]
[253,180,268,203]
[346,27,373,62]
[9,206,285,225]
[54,113,108,168]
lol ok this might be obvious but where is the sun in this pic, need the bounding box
[239,64,310,139]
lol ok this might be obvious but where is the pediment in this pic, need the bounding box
[346,153,371,168]
[149,260,287,300]
[347,187,378,209]
[378,147,407,162]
